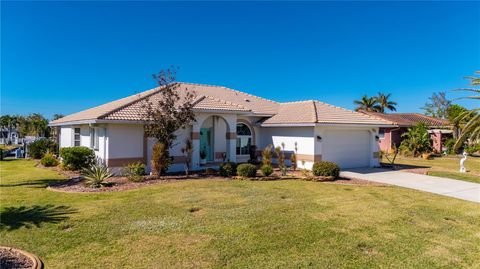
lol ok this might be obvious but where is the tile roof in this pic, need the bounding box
[51,83,278,124]
[359,111,450,127]
[50,82,393,126]
[261,100,392,125]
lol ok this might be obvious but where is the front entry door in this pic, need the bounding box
[200,128,213,162]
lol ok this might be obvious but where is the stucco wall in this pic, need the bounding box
[60,127,73,148]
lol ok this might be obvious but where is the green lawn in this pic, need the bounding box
[386,155,480,183]
[1,160,479,268]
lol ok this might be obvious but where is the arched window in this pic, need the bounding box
[236,123,252,155]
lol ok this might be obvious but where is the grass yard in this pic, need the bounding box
[387,155,480,183]
[1,159,480,268]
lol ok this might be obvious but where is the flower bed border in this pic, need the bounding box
[0,246,43,269]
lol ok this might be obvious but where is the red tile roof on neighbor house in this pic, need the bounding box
[359,111,450,127]
[50,82,393,126]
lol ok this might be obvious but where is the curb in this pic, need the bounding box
[0,246,44,269]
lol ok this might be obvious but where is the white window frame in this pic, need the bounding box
[90,127,99,150]
[74,127,81,146]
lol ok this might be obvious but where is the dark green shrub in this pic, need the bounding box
[60,146,95,170]
[237,163,257,177]
[28,138,57,159]
[260,164,273,176]
[40,152,59,167]
[312,161,340,178]
[123,161,146,182]
[464,144,480,155]
[219,162,237,177]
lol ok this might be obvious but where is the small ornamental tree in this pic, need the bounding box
[262,145,272,166]
[290,142,298,171]
[140,68,196,175]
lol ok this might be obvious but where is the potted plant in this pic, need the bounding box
[200,148,207,165]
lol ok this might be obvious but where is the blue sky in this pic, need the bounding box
[2,1,479,119]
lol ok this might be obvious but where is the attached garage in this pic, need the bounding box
[321,129,371,168]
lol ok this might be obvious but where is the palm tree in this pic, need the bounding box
[453,71,480,150]
[376,92,397,113]
[353,95,381,112]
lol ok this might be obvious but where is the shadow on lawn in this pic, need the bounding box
[0,178,67,188]
[0,204,78,230]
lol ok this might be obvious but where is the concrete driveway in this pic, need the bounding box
[341,168,480,203]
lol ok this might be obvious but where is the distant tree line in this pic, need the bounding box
[0,113,64,141]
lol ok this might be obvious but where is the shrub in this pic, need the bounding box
[464,143,480,155]
[399,123,432,157]
[260,164,273,176]
[312,161,340,178]
[151,142,171,176]
[444,137,456,154]
[219,162,237,177]
[82,163,113,188]
[290,153,297,171]
[59,146,95,170]
[28,138,57,159]
[237,163,257,177]
[123,162,146,182]
[40,152,59,167]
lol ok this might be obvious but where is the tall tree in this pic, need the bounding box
[447,104,469,139]
[453,71,480,150]
[422,92,451,119]
[140,68,196,175]
[375,92,397,113]
[353,95,381,112]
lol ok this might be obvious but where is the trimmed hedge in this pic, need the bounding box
[28,138,57,159]
[219,162,237,177]
[312,161,340,178]
[60,146,95,170]
[237,163,257,178]
[260,164,273,176]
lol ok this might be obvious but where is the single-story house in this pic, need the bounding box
[49,83,393,173]
[359,111,451,153]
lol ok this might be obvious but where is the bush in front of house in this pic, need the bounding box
[312,161,340,178]
[219,162,237,177]
[28,138,57,159]
[260,164,273,177]
[123,161,146,182]
[40,152,59,167]
[59,146,96,170]
[237,163,257,178]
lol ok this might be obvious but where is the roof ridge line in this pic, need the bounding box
[312,100,319,123]
[202,95,248,109]
[97,86,161,120]
[314,100,393,124]
[177,81,279,105]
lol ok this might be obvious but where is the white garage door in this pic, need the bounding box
[322,129,371,168]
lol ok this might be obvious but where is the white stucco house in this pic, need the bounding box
[49,82,393,173]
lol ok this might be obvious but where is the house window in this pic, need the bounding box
[236,123,252,155]
[378,128,385,139]
[74,128,81,146]
[90,127,99,150]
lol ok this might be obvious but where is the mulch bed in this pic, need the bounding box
[46,166,385,193]
[0,247,33,269]
[48,174,222,193]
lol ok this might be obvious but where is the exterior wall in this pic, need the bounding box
[107,124,144,173]
[378,128,392,152]
[59,124,108,165]
[259,126,316,169]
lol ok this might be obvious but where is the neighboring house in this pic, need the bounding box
[0,127,19,145]
[359,111,451,153]
[49,83,392,173]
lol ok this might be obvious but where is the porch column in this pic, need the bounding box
[191,124,201,170]
[431,131,442,154]
[225,115,237,163]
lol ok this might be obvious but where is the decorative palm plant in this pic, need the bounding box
[453,71,480,150]
[82,163,113,188]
